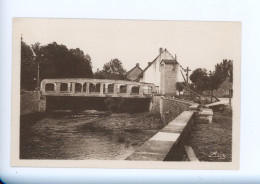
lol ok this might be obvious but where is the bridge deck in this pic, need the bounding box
[41,78,156,98]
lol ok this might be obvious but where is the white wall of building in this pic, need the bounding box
[140,50,175,93]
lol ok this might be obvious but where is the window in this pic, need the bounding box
[45,83,55,92]
[60,83,68,92]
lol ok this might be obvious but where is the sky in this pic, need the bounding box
[18,18,241,76]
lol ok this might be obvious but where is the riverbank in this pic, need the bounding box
[191,112,232,162]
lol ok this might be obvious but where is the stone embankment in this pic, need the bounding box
[127,97,214,161]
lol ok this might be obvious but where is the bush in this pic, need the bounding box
[147,112,161,119]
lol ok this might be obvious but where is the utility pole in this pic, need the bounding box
[183,67,191,97]
[184,67,191,87]
[37,59,40,90]
[31,45,40,91]
[184,67,191,89]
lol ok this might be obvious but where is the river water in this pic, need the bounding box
[20,112,163,160]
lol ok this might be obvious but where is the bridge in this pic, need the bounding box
[40,78,156,98]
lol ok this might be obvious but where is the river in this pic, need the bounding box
[20,112,164,160]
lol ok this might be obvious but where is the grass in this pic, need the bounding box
[191,112,232,162]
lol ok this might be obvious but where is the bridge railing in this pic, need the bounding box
[40,78,156,98]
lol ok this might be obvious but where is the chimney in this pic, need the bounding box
[136,63,139,67]
[159,47,163,54]
[148,62,152,66]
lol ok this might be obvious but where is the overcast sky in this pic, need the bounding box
[19,18,241,74]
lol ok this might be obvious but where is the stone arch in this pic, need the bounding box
[119,85,127,93]
[107,84,114,93]
[45,83,55,92]
[75,83,82,93]
[95,83,101,92]
[89,83,101,93]
[131,86,140,94]
[89,83,95,93]
[60,83,69,92]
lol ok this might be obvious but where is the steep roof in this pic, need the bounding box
[136,48,177,80]
[126,63,143,81]
[126,64,143,76]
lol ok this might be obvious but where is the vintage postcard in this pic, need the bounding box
[11,18,241,169]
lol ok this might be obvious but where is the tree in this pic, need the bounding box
[189,59,233,101]
[208,60,233,99]
[69,48,93,78]
[176,82,186,96]
[20,41,94,90]
[213,59,233,103]
[31,42,93,80]
[189,68,210,94]
[21,40,37,90]
[94,59,127,80]
[214,59,233,84]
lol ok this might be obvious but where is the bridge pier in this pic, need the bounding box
[39,95,46,112]
[100,83,104,95]
[86,83,90,94]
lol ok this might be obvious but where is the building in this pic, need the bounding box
[128,48,179,96]
[126,63,143,81]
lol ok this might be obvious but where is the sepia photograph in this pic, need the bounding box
[11,18,241,169]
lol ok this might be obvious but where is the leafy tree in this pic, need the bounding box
[69,48,93,78]
[21,40,37,90]
[31,42,93,80]
[189,59,233,101]
[207,59,233,96]
[176,82,186,96]
[189,68,210,94]
[214,59,233,84]
[94,59,127,80]
[21,41,94,90]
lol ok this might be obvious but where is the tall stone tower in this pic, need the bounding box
[160,59,179,96]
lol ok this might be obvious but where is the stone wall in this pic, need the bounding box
[161,97,191,123]
[149,96,161,115]
[150,96,191,123]
[20,91,40,115]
